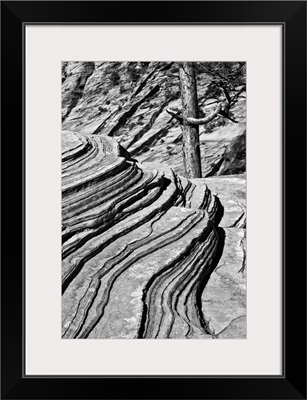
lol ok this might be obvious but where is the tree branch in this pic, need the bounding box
[166,108,183,123]
[166,97,239,125]
[166,107,220,126]
[219,84,231,104]
[229,85,246,107]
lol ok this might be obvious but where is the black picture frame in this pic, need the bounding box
[1,1,306,399]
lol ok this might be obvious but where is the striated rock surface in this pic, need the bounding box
[203,175,246,229]
[61,62,246,339]
[62,132,221,339]
[217,132,246,176]
[62,62,246,178]
[200,175,246,338]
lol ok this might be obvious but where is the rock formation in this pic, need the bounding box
[199,175,246,338]
[62,132,221,339]
[218,132,246,176]
[62,62,246,178]
[61,62,246,339]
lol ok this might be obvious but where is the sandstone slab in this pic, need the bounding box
[201,228,246,338]
[62,132,219,339]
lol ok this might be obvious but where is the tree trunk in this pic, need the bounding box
[179,62,202,178]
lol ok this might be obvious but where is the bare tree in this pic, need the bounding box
[178,62,202,178]
[167,62,243,178]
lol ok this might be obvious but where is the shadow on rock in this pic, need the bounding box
[196,196,226,337]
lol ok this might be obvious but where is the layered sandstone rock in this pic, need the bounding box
[61,62,247,340]
[62,132,220,339]
[200,175,246,339]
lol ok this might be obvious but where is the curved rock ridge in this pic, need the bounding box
[62,131,220,339]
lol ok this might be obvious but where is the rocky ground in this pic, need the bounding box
[62,62,246,339]
[200,175,246,338]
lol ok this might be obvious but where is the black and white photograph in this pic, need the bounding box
[61,61,246,339]
[2,0,307,396]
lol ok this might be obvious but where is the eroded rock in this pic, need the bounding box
[62,132,220,339]
[201,228,246,338]
[218,132,246,175]
[200,174,246,338]
[61,62,246,340]
[62,62,246,178]
[202,175,246,228]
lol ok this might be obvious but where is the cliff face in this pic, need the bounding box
[62,62,246,339]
